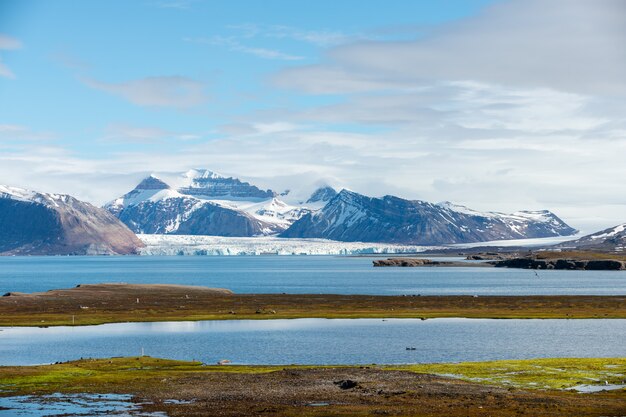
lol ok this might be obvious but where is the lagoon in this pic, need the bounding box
[1,318,625,366]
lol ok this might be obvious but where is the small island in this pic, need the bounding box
[373,251,626,270]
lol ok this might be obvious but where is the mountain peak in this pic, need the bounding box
[179,170,276,200]
[184,169,225,181]
[306,186,337,204]
[135,175,170,191]
[0,185,36,202]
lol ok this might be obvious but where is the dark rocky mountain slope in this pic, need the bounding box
[557,223,626,252]
[0,185,144,255]
[281,190,577,245]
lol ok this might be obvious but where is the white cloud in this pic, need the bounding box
[102,123,201,142]
[0,124,54,141]
[0,34,22,79]
[152,0,197,10]
[3,1,626,234]
[83,76,208,108]
[227,24,364,47]
[2,117,625,233]
[184,36,304,61]
[274,0,626,96]
[0,60,14,78]
[0,35,21,50]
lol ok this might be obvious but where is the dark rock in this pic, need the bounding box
[555,259,577,270]
[585,260,626,270]
[373,258,440,267]
[179,169,276,199]
[494,257,625,271]
[334,380,359,390]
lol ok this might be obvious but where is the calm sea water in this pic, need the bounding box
[0,256,624,295]
[1,318,624,366]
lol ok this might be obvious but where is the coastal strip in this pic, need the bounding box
[1,284,624,326]
[0,357,624,416]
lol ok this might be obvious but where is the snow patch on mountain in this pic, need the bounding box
[588,223,626,240]
[0,185,38,203]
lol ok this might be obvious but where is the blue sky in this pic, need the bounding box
[1,0,625,232]
[1,0,494,156]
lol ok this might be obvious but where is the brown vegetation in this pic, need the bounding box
[0,284,624,326]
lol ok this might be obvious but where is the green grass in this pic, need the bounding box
[395,358,626,390]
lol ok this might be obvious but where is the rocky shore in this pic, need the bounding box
[373,252,626,270]
[493,258,626,270]
[372,258,448,267]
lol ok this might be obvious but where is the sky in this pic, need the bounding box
[0,0,625,234]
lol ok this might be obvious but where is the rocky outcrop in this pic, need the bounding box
[493,258,626,270]
[373,258,443,267]
[0,185,144,255]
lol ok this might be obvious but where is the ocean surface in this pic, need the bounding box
[0,255,625,295]
[1,318,624,366]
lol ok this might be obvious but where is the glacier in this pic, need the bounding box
[138,234,434,256]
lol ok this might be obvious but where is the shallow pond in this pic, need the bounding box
[0,393,167,416]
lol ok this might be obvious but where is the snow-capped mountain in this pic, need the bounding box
[105,170,312,236]
[558,223,626,252]
[178,169,276,199]
[280,190,577,245]
[0,185,144,255]
[105,171,576,244]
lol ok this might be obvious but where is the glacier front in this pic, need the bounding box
[138,234,433,256]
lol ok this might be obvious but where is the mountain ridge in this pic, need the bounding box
[557,223,626,252]
[103,171,577,244]
[281,189,577,245]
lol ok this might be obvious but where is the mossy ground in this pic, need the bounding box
[1,357,624,417]
[1,356,624,395]
[399,357,626,390]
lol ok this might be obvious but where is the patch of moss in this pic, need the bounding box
[1,357,624,396]
[394,357,626,390]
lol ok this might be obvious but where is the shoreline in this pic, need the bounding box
[1,284,625,326]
